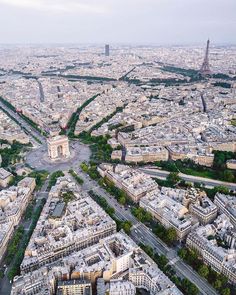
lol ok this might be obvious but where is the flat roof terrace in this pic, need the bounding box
[51,202,65,218]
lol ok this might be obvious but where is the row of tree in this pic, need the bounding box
[67,93,101,137]
[178,247,233,295]
[47,170,65,190]
[0,140,25,167]
[155,155,236,183]
[69,169,84,185]
[7,198,46,280]
[140,243,199,295]
[101,176,134,206]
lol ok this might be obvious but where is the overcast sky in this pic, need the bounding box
[0,0,235,45]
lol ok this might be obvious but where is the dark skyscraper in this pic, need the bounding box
[105,44,110,56]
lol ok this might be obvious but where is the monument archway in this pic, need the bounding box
[47,135,71,161]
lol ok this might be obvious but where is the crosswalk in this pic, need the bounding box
[131,222,142,230]
[168,256,180,265]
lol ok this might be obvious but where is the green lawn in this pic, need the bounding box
[179,167,217,179]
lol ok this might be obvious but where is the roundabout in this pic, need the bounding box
[26,140,91,173]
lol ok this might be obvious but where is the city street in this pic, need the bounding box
[139,167,236,191]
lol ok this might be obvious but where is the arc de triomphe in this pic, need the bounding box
[47,135,70,161]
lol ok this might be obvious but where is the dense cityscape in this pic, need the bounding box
[0,39,235,295]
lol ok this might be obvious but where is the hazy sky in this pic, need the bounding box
[0,0,235,44]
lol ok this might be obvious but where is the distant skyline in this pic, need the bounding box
[0,0,235,45]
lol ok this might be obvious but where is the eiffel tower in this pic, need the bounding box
[199,39,211,77]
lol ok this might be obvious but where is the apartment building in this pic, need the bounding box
[98,164,157,202]
[20,176,116,273]
[140,189,192,240]
[186,216,236,285]
[214,193,236,227]
[57,280,92,295]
